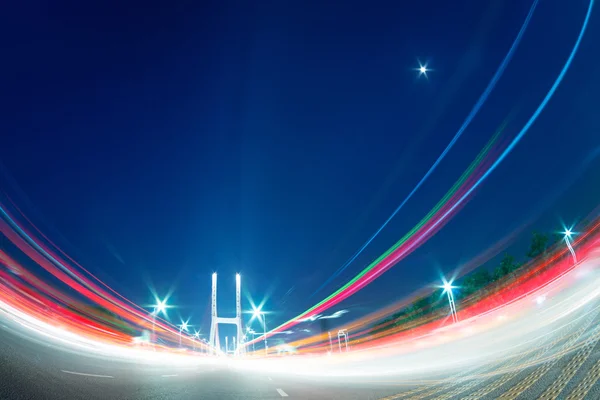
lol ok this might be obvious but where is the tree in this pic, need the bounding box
[398,297,427,324]
[527,232,549,259]
[461,269,492,297]
[494,253,520,281]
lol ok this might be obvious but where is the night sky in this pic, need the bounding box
[1,1,599,336]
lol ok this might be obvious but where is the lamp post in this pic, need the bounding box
[563,229,577,264]
[252,306,268,355]
[441,279,458,323]
[193,330,201,351]
[179,320,189,347]
[151,308,157,343]
[247,327,256,353]
[150,297,168,345]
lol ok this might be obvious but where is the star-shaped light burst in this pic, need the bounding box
[155,299,167,314]
[563,228,574,238]
[179,319,189,332]
[150,295,171,317]
[251,305,264,322]
[414,61,432,78]
[441,278,456,294]
[246,295,269,323]
[561,224,578,264]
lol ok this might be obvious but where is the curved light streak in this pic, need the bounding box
[311,0,540,298]
[257,0,594,343]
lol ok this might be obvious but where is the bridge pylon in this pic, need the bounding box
[208,273,244,355]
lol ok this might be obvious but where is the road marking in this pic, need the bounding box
[161,374,178,377]
[388,336,561,400]
[538,334,598,399]
[276,388,289,397]
[459,318,600,400]
[497,363,553,400]
[380,308,600,400]
[566,358,600,400]
[381,333,566,400]
[61,370,113,378]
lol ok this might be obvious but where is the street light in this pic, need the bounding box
[563,228,577,264]
[441,278,458,323]
[150,297,169,344]
[246,326,256,353]
[192,330,201,351]
[246,327,257,352]
[251,305,268,355]
[155,299,167,315]
[179,319,189,347]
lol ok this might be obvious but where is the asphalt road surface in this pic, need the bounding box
[2,259,600,399]
[0,315,413,400]
[2,305,600,400]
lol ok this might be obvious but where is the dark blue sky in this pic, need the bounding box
[1,1,598,335]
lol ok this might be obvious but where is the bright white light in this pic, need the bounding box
[415,62,431,78]
[441,279,455,294]
[156,300,167,314]
[193,330,200,339]
[180,320,189,332]
[536,296,546,305]
[564,229,572,238]
[252,306,263,321]
[152,298,168,316]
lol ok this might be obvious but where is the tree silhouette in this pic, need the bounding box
[493,253,520,280]
[527,231,549,259]
[368,229,562,337]
[461,269,492,297]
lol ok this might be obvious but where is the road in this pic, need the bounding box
[2,256,600,398]
[0,315,414,400]
[2,301,600,399]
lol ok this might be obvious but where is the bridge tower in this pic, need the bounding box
[208,273,244,354]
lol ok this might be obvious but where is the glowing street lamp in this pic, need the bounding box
[154,299,167,315]
[246,327,257,352]
[563,228,577,264]
[251,305,268,355]
[150,296,169,344]
[192,330,201,351]
[441,278,458,323]
[179,319,190,347]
